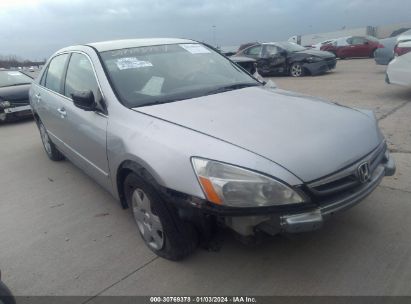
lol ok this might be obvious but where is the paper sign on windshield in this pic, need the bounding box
[116,57,153,70]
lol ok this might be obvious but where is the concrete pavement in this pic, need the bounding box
[0,59,410,297]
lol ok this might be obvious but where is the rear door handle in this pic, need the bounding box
[57,107,67,118]
[35,93,41,103]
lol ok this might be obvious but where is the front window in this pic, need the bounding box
[366,36,379,42]
[0,71,32,88]
[44,54,69,93]
[274,42,306,52]
[100,43,259,108]
[65,53,100,101]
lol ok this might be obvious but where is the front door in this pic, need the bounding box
[57,52,110,190]
[261,45,287,74]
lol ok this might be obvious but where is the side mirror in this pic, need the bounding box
[364,41,369,45]
[71,90,96,111]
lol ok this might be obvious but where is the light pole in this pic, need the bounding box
[212,25,217,48]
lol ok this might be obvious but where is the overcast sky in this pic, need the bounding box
[1,0,410,60]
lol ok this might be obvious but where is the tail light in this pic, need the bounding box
[394,44,411,56]
[377,44,384,49]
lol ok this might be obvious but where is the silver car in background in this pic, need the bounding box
[30,38,395,260]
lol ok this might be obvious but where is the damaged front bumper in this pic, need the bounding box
[0,104,32,121]
[304,59,337,76]
[224,151,395,237]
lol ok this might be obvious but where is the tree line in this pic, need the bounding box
[0,55,45,69]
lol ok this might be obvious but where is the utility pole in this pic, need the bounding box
[212,25,217,48]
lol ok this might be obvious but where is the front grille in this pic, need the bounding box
[306,142,387,199]
[10,99,30,106]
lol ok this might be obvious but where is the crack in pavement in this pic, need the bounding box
[81,256,159,303]
[378,100,409,121]
[379,185,411,195]
[390,149,411,154]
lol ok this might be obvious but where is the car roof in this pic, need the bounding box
[85,38,196,52]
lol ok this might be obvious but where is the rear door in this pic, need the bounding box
[34,53,70,153]
[58,52,110,189]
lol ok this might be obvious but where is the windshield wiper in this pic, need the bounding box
[135,97,187,108]
[132,83,261,108]
[204,83,260,96]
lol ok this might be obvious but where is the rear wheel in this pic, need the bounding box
[290,62,304,77]
[370,49,377,58]
[124,173,198,260]
[38,120,64,161]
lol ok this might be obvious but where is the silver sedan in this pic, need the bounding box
[30,38,395,260]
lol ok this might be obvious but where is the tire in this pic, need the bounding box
[124,173,198,260]
[0,281,16,304]
[38,120,64,161]
[290,62,304,77]
[370,49,377,58]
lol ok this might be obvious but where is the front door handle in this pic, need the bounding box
[57,107,67,118]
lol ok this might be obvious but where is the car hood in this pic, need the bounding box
[0,84,30,104]
[134,87,382,182]
[295,49,336,58]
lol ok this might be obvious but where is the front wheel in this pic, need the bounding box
[290,62,304,77]
[124,173,198,260]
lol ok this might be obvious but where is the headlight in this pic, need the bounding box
[191,158,304,207]
[306,56,323,63]
[0,101,11,108]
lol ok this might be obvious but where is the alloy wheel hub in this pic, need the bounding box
[131,188,164,250]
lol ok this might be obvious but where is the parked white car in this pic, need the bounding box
[394,30,411,56]
[311,39,336,50]
[386,40,411,87]
[397,29,411,43]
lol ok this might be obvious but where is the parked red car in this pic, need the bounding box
[321,36,383,59]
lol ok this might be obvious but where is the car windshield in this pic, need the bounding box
[100,43,259,108]
[0,71,32,88]
[274,42,306,52]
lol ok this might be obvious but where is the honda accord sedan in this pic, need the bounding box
[235,41,336,77]
[30,38,395,260]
